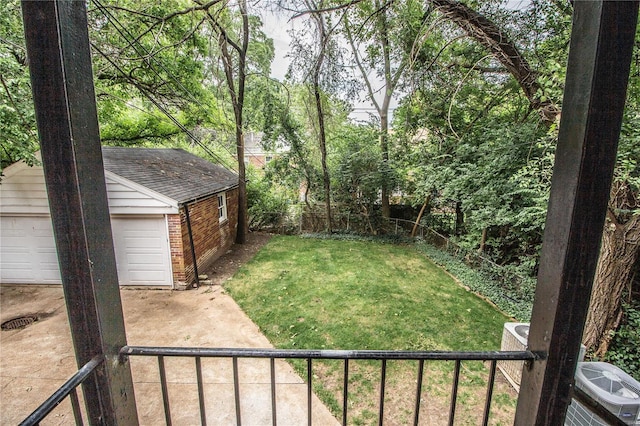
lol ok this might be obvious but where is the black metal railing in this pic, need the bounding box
[119,346,537,426]
[24,347,629,426]
[20,354,104,426]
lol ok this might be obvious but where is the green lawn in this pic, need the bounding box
[225,235,517,425]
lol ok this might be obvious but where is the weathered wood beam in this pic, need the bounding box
[21,1,138,423]
[514,1,639,424]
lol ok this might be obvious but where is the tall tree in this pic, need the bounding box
[343,0,426,218]
[287,0,352,232]
[310,3,334,232]
[203,0,251,243]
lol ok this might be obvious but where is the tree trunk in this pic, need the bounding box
[380,112,391,219]
[310,5,332,233]
[455,200,464,235]
[411,195,431,237]
[478,227,488,254]
[212,0,249,244]
[430,0,560,122]
[235,128,248,244]
[315,83,332,233]
[378,0,391,220]
[583,182,640,356]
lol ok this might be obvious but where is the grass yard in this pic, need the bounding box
[225,236,518,425]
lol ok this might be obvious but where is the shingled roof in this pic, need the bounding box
[102,147,238,204]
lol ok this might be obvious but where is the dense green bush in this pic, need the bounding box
[605,301,640,381]
[246,168,293,230]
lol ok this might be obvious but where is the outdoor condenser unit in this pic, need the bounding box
[498,322,586,390]
[498,322,529,390]
[565,362,640,426]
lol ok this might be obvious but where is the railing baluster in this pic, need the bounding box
[270,358,277,426]
[482,361,497,426]
[379,359,387,426]
[26,348,542,426]
[448,360,461,426]
[233,357,242,426]
[69,388,84,426]
[413,359,425,426]
[158,355,172,426]
[342,359,349,426]
[307,358,312,426]
[195,356,207,426]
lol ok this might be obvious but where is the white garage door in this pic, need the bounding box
[0,216,172,286]
[0,217,60,284]
[110,217,173,286]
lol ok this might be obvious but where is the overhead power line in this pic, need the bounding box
[91,0,267,171]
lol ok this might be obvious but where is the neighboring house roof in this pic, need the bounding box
[102,147,238,204]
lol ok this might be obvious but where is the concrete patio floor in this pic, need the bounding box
[0,284,340,425]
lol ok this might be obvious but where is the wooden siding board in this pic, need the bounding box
[0,162,178,215]
[0,162,51,214]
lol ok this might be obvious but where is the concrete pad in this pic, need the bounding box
[0,285,339,425]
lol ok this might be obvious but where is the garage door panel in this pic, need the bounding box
[128,270,168,282]
[1,248,31,262]
[37,248,61,282]
[1,216,172,286]
[111,217,172,286]
[126,253,166,265]
[0,217,59,283]
[122,238,165,249]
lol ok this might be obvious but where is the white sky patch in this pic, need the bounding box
[261,9,392,124]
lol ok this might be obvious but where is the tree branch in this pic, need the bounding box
[429,0,560,122]
[287,0,366,19]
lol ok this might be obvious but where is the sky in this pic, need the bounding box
[261,8,396,123]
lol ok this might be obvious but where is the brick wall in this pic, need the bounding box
[167,214,186,286]
[179,188,239,284]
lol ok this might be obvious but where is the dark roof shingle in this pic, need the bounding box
[102,147,238,204]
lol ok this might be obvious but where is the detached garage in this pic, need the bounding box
[0,147,238,288]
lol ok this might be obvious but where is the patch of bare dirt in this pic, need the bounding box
[201,231,272,286]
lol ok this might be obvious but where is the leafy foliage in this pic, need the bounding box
[0,0,38,172]
[247,166,295,229]
[331,123,388,214]
[605,301,640,381]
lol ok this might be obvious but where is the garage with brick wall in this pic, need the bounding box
[0,147,238,289]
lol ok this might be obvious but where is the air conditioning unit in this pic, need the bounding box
[565,362,640,425]
[498,322,586,391]
[498,322,530,390]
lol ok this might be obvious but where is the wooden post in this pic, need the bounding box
[514,1,639,424]
[21,1,138,423]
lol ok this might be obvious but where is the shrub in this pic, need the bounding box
[605,301,640,381]
[247,168,293,230]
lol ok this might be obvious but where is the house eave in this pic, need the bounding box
[178,183,239,206]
